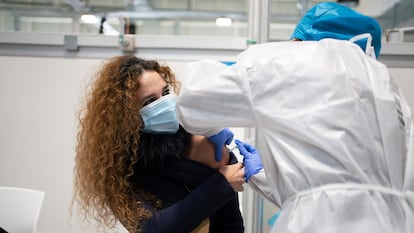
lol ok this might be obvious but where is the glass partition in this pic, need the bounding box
[268,0,414,41]
[1,0,412,41]
[0,0,249,37]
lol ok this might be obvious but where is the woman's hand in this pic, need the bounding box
[219,163,245,192]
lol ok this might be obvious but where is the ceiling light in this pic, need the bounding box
[20,17,73,23]
[216,17,232,27]
[80,14,98,24]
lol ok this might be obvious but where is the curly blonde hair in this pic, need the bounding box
[73,55,180,232]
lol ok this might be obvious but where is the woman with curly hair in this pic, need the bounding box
[73,55,245,233]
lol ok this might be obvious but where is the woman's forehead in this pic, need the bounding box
[136,71,167,99]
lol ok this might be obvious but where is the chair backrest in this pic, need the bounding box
[0,186,45,233]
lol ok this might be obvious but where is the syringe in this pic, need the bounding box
[228,138,256,153]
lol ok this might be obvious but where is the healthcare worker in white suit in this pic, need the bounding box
[176,2,414,233]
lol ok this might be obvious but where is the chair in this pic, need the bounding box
[0,186,45,233]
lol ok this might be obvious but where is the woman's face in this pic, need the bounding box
[136,71,170,108]
[136,70,229,169]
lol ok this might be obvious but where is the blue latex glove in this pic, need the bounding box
[235,139,263,182]
[208,128,234,162]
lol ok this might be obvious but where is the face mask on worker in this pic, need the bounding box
[140,93,179,134]
[349,33,376,59]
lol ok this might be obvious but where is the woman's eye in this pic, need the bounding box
[162,89,170,96]
[143,99,155,106]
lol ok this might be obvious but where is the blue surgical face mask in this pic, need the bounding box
[140,93,179,134]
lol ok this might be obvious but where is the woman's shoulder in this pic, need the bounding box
[188,135,230,169]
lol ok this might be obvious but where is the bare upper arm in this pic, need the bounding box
[187,135,230,169]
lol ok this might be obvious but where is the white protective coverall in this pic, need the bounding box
[176,39,414,233]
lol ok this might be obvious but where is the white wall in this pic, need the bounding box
[0,56,102,233]
[0,55,413,233]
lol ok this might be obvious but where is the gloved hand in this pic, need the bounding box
[235,139,263,182]
[208,128,234,162]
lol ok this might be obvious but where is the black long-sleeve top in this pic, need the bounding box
[132,153,244,233]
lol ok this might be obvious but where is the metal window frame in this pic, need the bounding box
[0,32,248,61]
